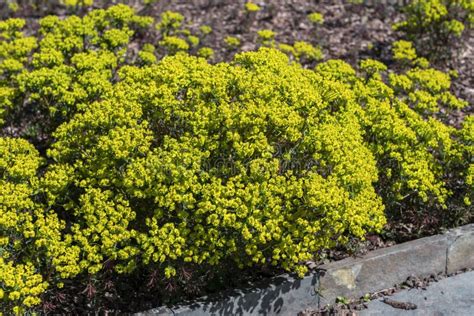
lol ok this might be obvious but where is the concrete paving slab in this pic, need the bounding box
[319,233,449,304]
[360,271,474,316]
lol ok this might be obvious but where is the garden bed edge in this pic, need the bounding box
[136,224,474,316]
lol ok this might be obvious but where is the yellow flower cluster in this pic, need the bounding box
[224,36,241,48]
[0,19,37,125]
[159,36,190,54]
[154,10,218,58]
[0,138,72,313]
[459,116,474,206]
[393,0,473,57]
[278,41,323,64]
[388,42,467,114]
[307,12,324,25]
[392,40,418,61]
[245,2,261,13]
[156,11,184,34]
[61,0,94,6]
[0,4,471,314]
[0,259,48,313]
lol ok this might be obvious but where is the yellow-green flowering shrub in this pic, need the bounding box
[277,43,295,55]
[315,56,470,218]
[197,47,214,60]
[257,29,275,40]
[155,10,212,59]
[224,36,241,49]
[138,43,157,65]
[159,36,190,54]
[388,39,466,116]
[0,4,152,134]
[393,0,473,58]
[156,11,184,36]
[199,25,212,35]
[187,35,200,48]
[293,41,324,63]
[0,4,471,313]
[245,2,261,13]
[392,40,417,62]
[257,29,276,47]
[277,41,323,64]
[307,12,324,25]
[45,48,387,280]
[0,138,78,313]
[0,19,37,125]
[61,0,94,6]
[459,116,474,206]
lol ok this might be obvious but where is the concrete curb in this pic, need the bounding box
[136,224,474,316]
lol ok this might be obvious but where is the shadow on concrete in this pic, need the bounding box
[160,272,321,315]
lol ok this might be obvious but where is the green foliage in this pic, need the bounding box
[308,12,324,25]
[199,25,213,35]
[277,41,323,64]
[277,43,295,55]
[197,47,214,60]
[315,56,470,215]
[392,40,418,61]
[156,11,185,36]
[61,0,94,6]
[257,29,275,40]
[225,36,241,48]
[138,43,157,65]
[187,35,200,47]
[391,39,431,70]
[155,10,211,59]
[393,0,473,58]
[459,116,474,206]
[0,19,37,125]
[406,68,466,111]
[42,48,387,286]
[159,36,190,54]
[0,4,471,314]
[0,138,70,313]
[293,41,324,62]
[336,296,350,305]
[362,293,372,302]
[0,5,152,131]
[388,42,467,114]
[245,2,261,13]
[257,29,276,49]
